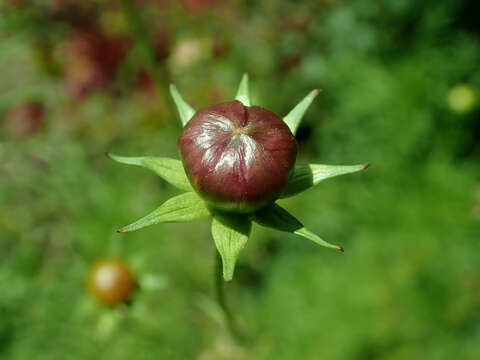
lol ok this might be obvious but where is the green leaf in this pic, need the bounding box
[107,153,192,191]
[283,89,320,134]
[117,192,210,233]
[234,73,251,106]
[253,203,343,252]
[211,213,251,282]
[281,163,370,198]
[169,84,196,126]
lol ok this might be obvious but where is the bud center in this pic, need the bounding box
[231,125,250,136]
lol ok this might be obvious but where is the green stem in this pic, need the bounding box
[215,251,242,341]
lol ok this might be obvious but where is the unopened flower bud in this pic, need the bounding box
[178,100,297,212]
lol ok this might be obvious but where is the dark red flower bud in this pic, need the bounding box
[178,100,297,213]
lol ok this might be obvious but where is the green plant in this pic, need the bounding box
[107,75,368,339]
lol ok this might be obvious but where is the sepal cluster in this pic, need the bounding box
[108,75,369,281]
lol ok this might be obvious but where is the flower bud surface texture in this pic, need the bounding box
[179,100,297,212]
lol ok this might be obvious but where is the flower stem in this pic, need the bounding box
[215,251,243,342]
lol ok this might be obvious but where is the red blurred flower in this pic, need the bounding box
[61,28,130,99]
[4,102,46,138]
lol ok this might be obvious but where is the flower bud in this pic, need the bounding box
[87,259,136,306]
[178,100,297,213]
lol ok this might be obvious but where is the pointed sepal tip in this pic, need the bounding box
[283,88,320,135]
[169,83,196,127]
[253,203,342,252]
[116,192,210,233]
[281,162,370,198]
[211,214,251,282]
[105,153,192,191]
[235,73,251,106]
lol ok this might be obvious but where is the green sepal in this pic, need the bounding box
[169,84,196,126]
[117,192,210,233]
[211,213,251,282]
[281,163,370,198]
[253,203,343,252]
[283,89,320,134]
[107,153,192,191]
[235,73,251,106]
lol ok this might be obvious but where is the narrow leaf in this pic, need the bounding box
[283,89,320,134]
[281,163,370,198]
[235,73,251,106]
[253,203,343,252]
[107,153,192,191]
[211,213,251,282]
[117,192,210,233]
[169,84,196,126]
[294,228,344,252]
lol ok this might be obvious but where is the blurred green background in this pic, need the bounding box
[1,0,480,359]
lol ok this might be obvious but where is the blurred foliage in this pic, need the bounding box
[1,0,480,359]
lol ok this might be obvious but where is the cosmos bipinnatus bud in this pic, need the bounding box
[109,75,369,281]
[178,100,297,213]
